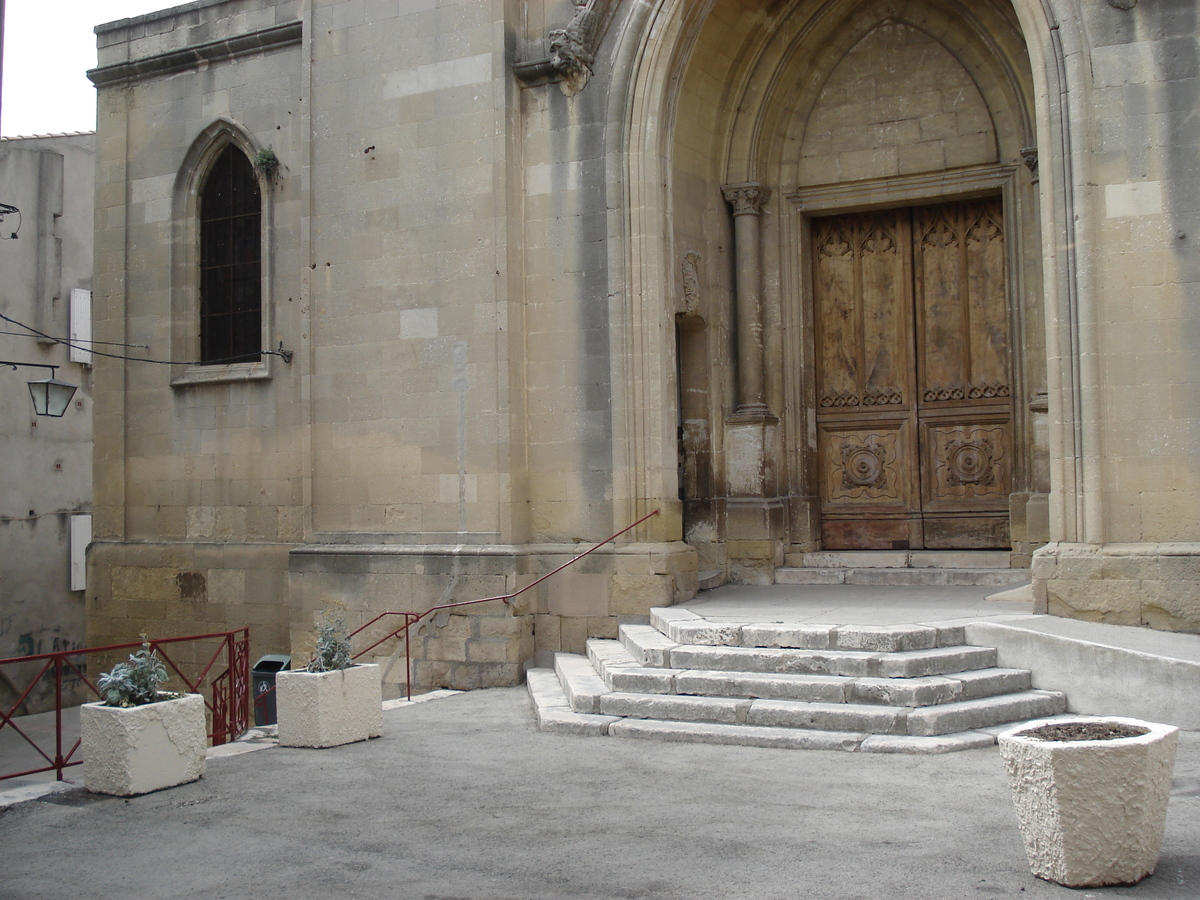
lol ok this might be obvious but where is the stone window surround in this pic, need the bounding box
[170,118,276,387]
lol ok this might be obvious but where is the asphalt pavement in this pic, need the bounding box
[2,685,1198,900]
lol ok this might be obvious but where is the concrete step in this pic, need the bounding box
[774,566,1029,586]
[588,639,1032,706]
[620,624,997,678]
[651,608,967,651]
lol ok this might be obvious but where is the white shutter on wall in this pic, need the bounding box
[70,288,92,365]
[70,513,92,591]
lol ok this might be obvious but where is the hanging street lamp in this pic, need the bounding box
[2,361,78,417]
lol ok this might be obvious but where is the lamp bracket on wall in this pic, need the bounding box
[0,203,21,240]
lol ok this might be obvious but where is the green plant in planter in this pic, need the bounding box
[97,637,177,707]
[307,609,353,672]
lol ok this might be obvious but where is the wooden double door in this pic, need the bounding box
[813,198,1012,550]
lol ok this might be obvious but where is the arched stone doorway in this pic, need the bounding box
[655,0,1048,580]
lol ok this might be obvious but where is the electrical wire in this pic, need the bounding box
[0,329,149,348]
[0,312,291,366]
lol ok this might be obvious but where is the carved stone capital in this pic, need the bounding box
[1107,0,1138,8]
[722,183,770,216]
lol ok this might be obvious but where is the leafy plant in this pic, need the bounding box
[97,637,174,707]
[307,608,353,672]
[252,146,279,179]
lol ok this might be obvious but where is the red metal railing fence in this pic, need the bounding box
[0,628,250,782]
[1,511,661,782]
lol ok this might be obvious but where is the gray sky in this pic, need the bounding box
[2,0,172,137]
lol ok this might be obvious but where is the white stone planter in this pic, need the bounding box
[80,693,207,797]
[999,716,1179,887]
[276,663,383,748]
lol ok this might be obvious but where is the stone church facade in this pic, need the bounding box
[87,0,1200,689]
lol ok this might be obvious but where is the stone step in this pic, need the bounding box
[607,719,998,754]
[775,566,1029,586]
[593,686,1065,737]
[651,607,966,651]
[791,550,1014,569]
[554,652,610,715]
[587,638,1032,706]
[556,650,1064,737]
[904,690,1067,736]
[620,624,997,678]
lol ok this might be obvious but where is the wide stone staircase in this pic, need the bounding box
[527,606,1067,753]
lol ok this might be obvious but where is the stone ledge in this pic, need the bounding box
[88,21,302,86]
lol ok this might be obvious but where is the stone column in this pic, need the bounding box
[722,182,770,417]
[720,183,780,583]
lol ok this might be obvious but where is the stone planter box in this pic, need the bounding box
[80,693,207,797]
[276,663,383,748]
[999,716,1179,887]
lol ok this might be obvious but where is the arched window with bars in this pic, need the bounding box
[199,144,261,364]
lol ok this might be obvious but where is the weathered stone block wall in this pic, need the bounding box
[87,541,291,660]
[0,134,95,714]
[797,21,1000,185]
[305,0,516,540]
[1031,1,1200,633]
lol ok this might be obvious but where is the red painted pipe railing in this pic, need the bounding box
[349,509,661,699]
[0,628,250,782]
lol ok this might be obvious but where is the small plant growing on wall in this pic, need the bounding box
[252,146,280,181]
[307,607,353,672]
[97,636,178,707]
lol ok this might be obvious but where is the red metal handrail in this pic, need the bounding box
[349,509,661,699]
[0,628,250,782]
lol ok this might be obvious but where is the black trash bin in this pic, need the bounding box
[251,654,290,726]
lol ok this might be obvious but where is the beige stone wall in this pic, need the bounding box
[1029,0,1200,632]
[88,0,696,690]
[798,22,998,186]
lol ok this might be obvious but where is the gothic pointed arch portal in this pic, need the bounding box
[656,0,1048,572]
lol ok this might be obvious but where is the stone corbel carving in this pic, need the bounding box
[1107,0,1138,9]
[1021,147,1038,183]
[550,0,603,97]
[514,0,615,97]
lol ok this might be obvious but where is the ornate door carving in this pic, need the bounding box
[814,199,1011,549]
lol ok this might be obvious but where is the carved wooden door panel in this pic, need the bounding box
[813,199,1010,550]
